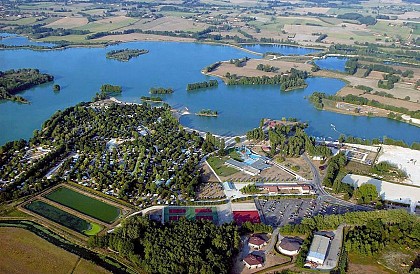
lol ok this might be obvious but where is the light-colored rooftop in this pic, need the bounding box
[306,234,330,264]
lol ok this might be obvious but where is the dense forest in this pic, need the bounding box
[187,80,218,91]
[280,209,419,239]
[0,101,212,205]
[106,49,149,62]
[100,84,122,93]
[88,216,241,274]
[226,68,308,91]
[346,218,420,255]
[0,68,54,103]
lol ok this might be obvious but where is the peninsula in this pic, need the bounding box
[0,69,54,103]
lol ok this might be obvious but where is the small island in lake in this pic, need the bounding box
[196,109,218,117]
[0,68,54,103]
[106,49,149,62]
[141,96,163,102]
[150,87,173,94]
[93,84,122,101]
[187,80,218,91]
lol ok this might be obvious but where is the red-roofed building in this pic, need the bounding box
[243,254,264,269]
[248,235,268,249]
[264,185,278,194]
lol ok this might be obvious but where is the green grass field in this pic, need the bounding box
[45,187,121,223]
[207,156,238,177]
[26,200,102,235]
[84,222,103,236]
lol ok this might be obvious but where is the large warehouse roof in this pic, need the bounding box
[306,234,330,265]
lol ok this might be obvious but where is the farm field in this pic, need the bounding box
[0,227,110,274]
[25,200,102,235]
[45,186,121,223]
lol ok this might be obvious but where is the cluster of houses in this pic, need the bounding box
[242,234,268,269]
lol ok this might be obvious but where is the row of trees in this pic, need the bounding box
[256,63,279,72]
[186,80,218,91]
[88,216,241,274]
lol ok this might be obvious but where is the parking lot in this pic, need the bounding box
[255,198,355,227]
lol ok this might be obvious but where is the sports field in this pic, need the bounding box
[0,227,110,274]
[25,200,102,235]
[45,187,121,223]
[163,207,218,223]
[233,210,261,224]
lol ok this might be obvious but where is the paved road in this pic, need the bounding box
[302,154,372,211]
[264,227,279,255]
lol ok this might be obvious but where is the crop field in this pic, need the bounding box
[45,186,121,223]
[25,200,101,235]
[0,227,110,274]
[73,16,138,33]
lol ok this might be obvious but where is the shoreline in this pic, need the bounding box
[320,100,420,128]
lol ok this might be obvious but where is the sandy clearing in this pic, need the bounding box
[378,145,420,186]
[46,17,88,28]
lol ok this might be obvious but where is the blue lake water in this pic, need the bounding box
[0,33,56,48]
[315,56,348,72]
[0,41,419,145]
[241,44,321,55]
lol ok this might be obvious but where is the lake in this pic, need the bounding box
[0,41,419,145]
[314,56,348,72]
[241,43,321,55]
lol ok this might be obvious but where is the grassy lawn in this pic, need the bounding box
[45,187,121,223]
[227,148,243,162]
[207,156,238,177]
[0,227,79,274]
[0,227,110,274]
[84,222,103,236]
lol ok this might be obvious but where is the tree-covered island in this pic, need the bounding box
[225,68,308,91]
[140,96,163,102]
[186,80,218,91]
[149,87,174,94]
[196,109,218,117]
[0,69,54,103]
[106,49,149,62]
